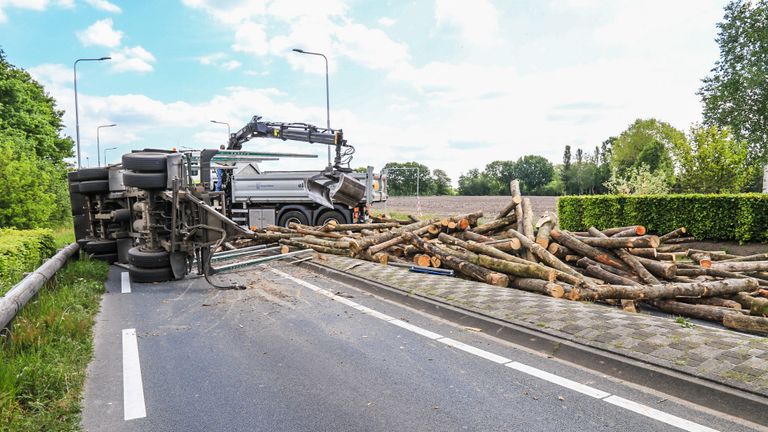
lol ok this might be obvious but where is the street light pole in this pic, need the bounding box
[104,147,117,165]
[96,123,117,166]
[292,48,331,167]
[74,56,111,169]
[210,120,231,145]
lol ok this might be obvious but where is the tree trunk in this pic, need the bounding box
[350,219,437,254]
[509,278,565,298]
[574,235,660,249]
[587,227,660,285]
[723,312,768,334]
[651,300,729,322]
[584,264,642,287]
[731,292,768,316]
[471,215,517,235]
[659,227,688,243]
[571,278,757,301]
[498,181,523,219]
[612,226,647,237]
[633,256,678,279]
[550,229,628,270]
[459,230,495,243]
[687,251,713,268]
[413,254,432,267]
[678,297,742,310]
[279,239,350,256]
[506,228,582,278]
[627,248,657,259]
[547,242,572,260]
[711,261,768,273]
[535,220,554,249]
[288,223,346,238]
[477,254,557,282]
[717,252,768,263]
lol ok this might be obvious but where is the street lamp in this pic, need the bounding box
[74,56,111,169]
[292,48,331,166]
[210,120,231,145]
[104,147,118,165]
[96,123,117,166]
[85,156,90,167]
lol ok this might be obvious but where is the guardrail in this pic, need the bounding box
[0,243,79,329]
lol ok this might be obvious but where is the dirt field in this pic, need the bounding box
[373,195,558,219]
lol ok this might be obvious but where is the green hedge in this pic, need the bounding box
[0,228,56,295]
[558,194,768,243]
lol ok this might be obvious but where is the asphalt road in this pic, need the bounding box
[81,263,764,432]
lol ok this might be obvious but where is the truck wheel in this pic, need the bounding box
[278,210,308,227]
[316,210,346,226]
[128,265,174,283]
[77,167,109,181]
[122,152,168,172]
[123,171,167,189]
[70,192,86,216]
[128,247,170,268]
[85,239,117,254]
[78,180,110,194]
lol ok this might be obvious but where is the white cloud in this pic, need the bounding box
[434,0,500,45]
[221,60,241,70]
[232,21,268,54]
[0,0,71,22]
[109,46,156,73]
[198,52,242,71]
[378,16,395,27]
[28,63,71,87]
[84,0,121,13]
[77,18,123,48]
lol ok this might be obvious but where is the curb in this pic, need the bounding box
[303,260,768,426]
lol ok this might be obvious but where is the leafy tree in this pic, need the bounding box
[482,160,516,194]
[561,145,572,193]
[458,169,500,195]
[382,162,434,196]
[611,118,684,183]
[673,124,755,193]
[432,169,454,195]
[699,0,768,162]
[514,155,554,194]
[0,49,73,163]
[604,164,671,195]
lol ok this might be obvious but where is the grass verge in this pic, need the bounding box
[0,257,108,431]
[51,224,75,249]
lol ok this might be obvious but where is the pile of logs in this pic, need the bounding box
[256,180,768,335]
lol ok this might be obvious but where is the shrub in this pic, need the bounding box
[0,228,56,294]
[558,194,768,242]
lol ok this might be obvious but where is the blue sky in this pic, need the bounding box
[0,0,728,184]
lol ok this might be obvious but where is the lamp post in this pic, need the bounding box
[292,48,331,167]
[86,156,90,168]
[74,56,111,169]
[104,147,118,165]
[96,123,117,166]
[210,120,231,145]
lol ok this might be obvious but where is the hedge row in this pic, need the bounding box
[0,228,56,295]
[558,194,768,243]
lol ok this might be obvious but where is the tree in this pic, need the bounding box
[458,169,500,195]
[432,169,454,195]
[699,0,768,163]
[561,145,572,192]
[382,162,434,196]
[611,118,683,185]
[514,155,554,195]
[673,124,755,193]
[0,49,73,163]
[482,160,516,194]
[605,164,671,195]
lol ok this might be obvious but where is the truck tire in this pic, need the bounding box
[316,210,346,226]
[78,180,110,194]
[128,247,170,269]
[70,192,86,216]
[77,167,109,181]
[73,214,89,240]
[67,171,79,182]
[122,152,168,172]
[123,171,167,189]
[91,253,118,263]
[128,265,174,283]
[85,239,117,254]
[278,210,309,228]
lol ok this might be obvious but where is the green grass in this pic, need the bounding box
[372,210,439,221]
[51,224,75,249]
[0,258,108,431]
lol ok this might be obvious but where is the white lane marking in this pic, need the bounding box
[390,319,443,340]
[122,328,147,421]
[505,361,610,399]
[271,270,720,432]
[604,396,719,432]
[437,337,512,364]
[121,272,131,294]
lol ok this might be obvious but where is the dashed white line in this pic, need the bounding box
[604,395,719,432]
[270,269,721,432]
[121,272,131,294]
[122,328,146,421]
[505,361,610,399]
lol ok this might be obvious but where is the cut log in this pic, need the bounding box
[321,221,400,232]
[571,278,757,301]
[535,218,554,249]
[588,227,659,285]
[710,261,768,273]
[574,235,660,249]
[471,215,517,235]
[717,252,768,263]
[651,300,729,322]
[509,278,565,298]
[510,180,524,234]
[279,239,350,256]
[678,297,742,309]
[477,254,557,282]
[506,229,582,278]
[731,292,768,316]
[584,264,642,287]
[498,180,523,218]
[486,237,522,251]
[298,236,351,249]
[633,256,678,279]
[550,229,628,270]
[627,248,657,259]
[659,227,688,243]
[547,242,572,260]
[430,256,442,268]
[723,312,768,334]
[349,219,437,254]
[663,237,697,244]
[413,254,432,267]
[687,251,712,268]
[288,223,345,239]
[612,226,647,237]
[459,230,494,243]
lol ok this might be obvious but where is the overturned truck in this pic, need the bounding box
[69,114,387,285]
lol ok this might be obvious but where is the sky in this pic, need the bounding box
[0,0,729,185]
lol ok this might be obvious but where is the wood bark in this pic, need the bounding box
[550,229,628,270]
[584,264,642,287]
[718,252,768,263]
[547,242,572,260]
[711,261,768,273]
[471,215,517,235]
[349,219,437,254]
[413,254,431,267]
[321,221,399,232]
[731,292,768,316]
[535,219,554,249]
[722,313,768,334]
[509,278,565,298]
[574,235,660,249]
[288,223,346,239]
[651,300,729,322]
[612,226,647,237]
[626,248,657,259]
[659,227,687,243]
[588,227,660,285]
[498,180,523,218]
[633,256,678,280]
[678,297,742,310]
[506,228,582,278]
[279,239,350,256]
[571,278,757,301]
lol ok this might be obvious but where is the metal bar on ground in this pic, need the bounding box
[211,245,281,261]
[212,249,313,272]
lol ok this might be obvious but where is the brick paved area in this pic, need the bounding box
[318,255,768,397]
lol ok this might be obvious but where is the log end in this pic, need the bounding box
[488,273,510,287]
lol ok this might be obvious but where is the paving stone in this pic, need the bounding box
[318,255,768,397]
